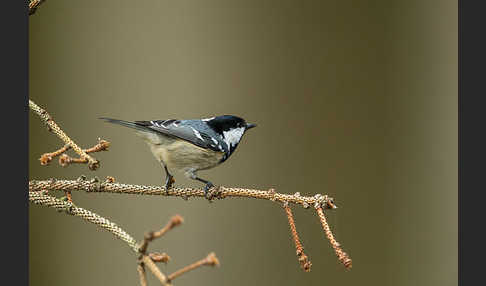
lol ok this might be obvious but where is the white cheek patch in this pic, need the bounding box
[223,127,245,149]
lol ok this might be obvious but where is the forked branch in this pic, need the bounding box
[40,139,110,167]
[29,191,220,285]
[29,99,101,170]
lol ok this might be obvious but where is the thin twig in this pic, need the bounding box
[40,139,110,167]
[137,264,148,286]
[315,206,352,269]
[29,99,100,170]
[283,203,312,272]
[139,215,184,254]
[29,0,46,15]
[29,179,337,210]
[167,252,220,282]
[59,154,88,167]
[142,255,171,285]
[40,144,70,165]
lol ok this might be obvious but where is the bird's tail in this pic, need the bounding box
[99,117,151,132]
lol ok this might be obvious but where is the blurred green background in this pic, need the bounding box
[29,1,457,285]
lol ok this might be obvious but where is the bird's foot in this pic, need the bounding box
[204,183,223,201]
[203,182,215,200]
[164,175,175,195]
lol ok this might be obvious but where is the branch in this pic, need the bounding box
[29,191,222,285]
[141,256,171,285]
[39,144,70,165]
[29,99,101,170]
[315,206,352,269]
[30,178,351,270]
[283,203,312,272]
[29,179,337,210]
[30,191,223,285]
[139,215,184,254]
[167,252,220,283]
[29,191,139,252]
[40,139,110,167]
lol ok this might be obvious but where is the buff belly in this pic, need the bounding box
[135,132,222,175]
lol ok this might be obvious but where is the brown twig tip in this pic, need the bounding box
[205,252,220,267]
[153,214,184,238]
[167,252,220,282]
[149,252,171,263]
[316,206,352,269]
[85,139,110,153]
[283,204,312,272]
[88,160,100,170]
[169,214,184,227]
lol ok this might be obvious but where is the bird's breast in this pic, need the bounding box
[149,140,224,172]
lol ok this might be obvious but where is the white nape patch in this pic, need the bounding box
[223,127,245,149]
[202,117,215,122]
[191,127,204,141]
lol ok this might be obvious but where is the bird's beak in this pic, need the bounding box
[245,123,257,130]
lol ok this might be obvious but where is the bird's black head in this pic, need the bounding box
[205,115,256,135]
[205,115,256,160]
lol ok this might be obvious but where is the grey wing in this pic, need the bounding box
[135,120,226,153]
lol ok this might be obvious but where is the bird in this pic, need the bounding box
[99,115,256,198]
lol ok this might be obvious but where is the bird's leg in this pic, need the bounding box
[194,177,215,200]
[186,170,216,200]
[161,162,175,194]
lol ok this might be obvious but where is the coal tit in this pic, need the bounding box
[100,115,256,198]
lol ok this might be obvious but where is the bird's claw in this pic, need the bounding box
[203,182,215,200]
